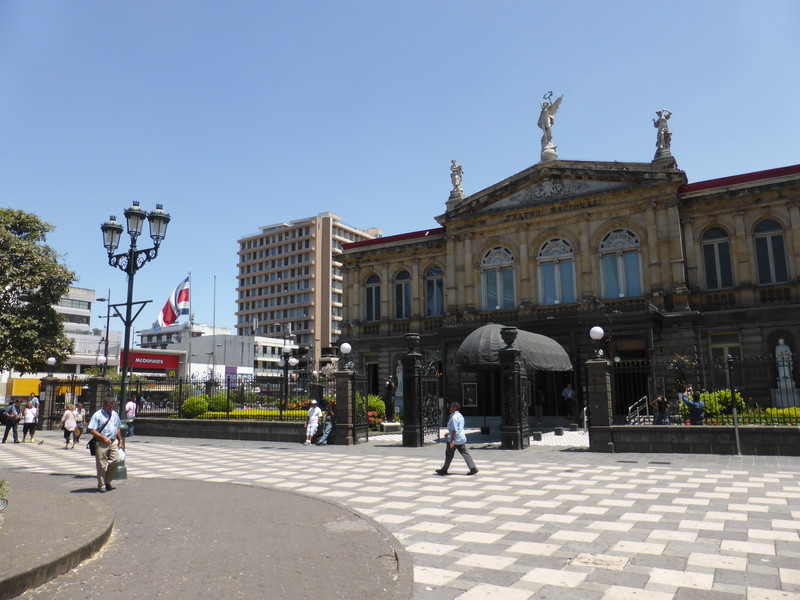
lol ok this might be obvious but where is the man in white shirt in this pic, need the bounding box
[304,400,322,445]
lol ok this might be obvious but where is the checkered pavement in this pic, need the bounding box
[2,432,800,599]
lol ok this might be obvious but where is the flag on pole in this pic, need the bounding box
[154,276,190,331]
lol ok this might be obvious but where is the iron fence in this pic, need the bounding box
[608,356,800,426]
[118,373,335,423]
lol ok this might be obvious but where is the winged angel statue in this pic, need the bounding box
[537,91,563,161]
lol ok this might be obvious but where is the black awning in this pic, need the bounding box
[455,323,573,372]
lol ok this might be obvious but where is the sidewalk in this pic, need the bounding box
[0,433,412,600]
[2,430,800,599]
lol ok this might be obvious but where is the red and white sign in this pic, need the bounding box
[126,351,181,371]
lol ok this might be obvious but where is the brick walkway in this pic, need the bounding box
[2,431,800,599]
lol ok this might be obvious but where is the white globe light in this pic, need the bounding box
[282,345,292,355]
[340,342,352,355]
[589,326,605,341]
[278,358,285,367]
[47,357,57,366]
[288,357,298,367]
[97,356,107,365]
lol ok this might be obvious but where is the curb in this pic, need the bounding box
[0,490,114,600]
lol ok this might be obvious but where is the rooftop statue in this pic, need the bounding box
[537,91,563,162]
[450,160,464,197]
[653,109,673,158]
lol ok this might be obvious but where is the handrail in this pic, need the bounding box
[626,395,650,424]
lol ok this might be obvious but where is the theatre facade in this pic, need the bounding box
[340,119,800,421]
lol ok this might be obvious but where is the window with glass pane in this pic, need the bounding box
[394,270,411,319]
[599,229,641,299]
[425,266,444,316]
[481,247,515,310]
[537,239,576,305]
[753,220,788,284]
[701,227,733,289]
[366,274,380,322]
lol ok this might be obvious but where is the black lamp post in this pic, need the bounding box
[100,202,170,423]
[278,345,298,418]
[96,291,111,376]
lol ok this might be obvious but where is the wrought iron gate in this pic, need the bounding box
[418,357,442,444]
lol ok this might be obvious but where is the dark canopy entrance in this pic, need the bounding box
[455,324,573,423]
[455,324,573,372]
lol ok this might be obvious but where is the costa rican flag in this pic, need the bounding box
[154,276,190,331]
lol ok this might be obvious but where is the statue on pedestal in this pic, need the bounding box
[537,91,563,162]
[450,160,464,198]
[653,109,673,158]
[776,339,796,389]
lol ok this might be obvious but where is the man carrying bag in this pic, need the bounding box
[87,400,122,492]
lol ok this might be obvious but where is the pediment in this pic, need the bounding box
[437,159,685,224]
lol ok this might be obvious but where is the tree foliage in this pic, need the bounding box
[0,209,75,374]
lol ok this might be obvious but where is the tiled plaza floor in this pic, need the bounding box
[2,430,800,599]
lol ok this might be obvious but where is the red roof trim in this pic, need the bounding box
[679,164,800,194]
[343,227,445,250]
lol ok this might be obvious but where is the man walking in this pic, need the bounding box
[87,400,122,492]
[436,402,478,476]
[125,393,137,437]
[2,399,22,443]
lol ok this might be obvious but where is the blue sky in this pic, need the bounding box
[1,1,798,335]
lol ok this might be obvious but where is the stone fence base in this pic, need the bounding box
[138,418,312,444]
[590,425,800,456]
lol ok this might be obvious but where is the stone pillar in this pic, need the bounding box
[586,357,614,452]
[85,376,112,417]
[402,333,424,447]
[334,368,356,445]
[38,376,57,430]
[498,327,530,450]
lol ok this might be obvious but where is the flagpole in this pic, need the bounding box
[187,271,193,379]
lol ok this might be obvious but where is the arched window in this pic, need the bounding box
[425,266,444,316]
[481,247,516,310]
[537,239,576,305]
[754,219,788,284]
[599,229,642,298]
[365,274,381,322]
[394,270,411,319]
[702,227,733,289]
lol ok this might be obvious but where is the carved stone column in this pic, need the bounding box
[401,333,424,447]
[334,368,356,445]
[498,327,530,450]
[586,357,614,452]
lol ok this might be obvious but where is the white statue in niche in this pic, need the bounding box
[776,338,795,389]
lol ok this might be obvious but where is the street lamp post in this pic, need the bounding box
[96,291,111,376]
[278,345,298,419]
[100,201,170,441]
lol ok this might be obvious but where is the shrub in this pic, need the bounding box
[170,384,198,405]
[208,393,234,412]
[678,389,745,421]
[181,395,209,418]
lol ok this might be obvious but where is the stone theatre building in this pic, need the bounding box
[340,108,800,421]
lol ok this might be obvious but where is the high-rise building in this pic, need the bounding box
[236,212,380,370]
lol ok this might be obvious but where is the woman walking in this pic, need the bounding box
[73,402,86,445]
[59,403,78,449]
[21,401,38,443]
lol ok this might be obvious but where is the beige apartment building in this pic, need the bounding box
[236,212,381,370]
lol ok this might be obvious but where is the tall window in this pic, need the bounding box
[394,270,411,319]
[365,274,381,322]
[702,227,733,289]
[599,229,642,298]
[754,219,788,284]
[481,247,516,310]
[537,239,576,305]
[425,266,444,316]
